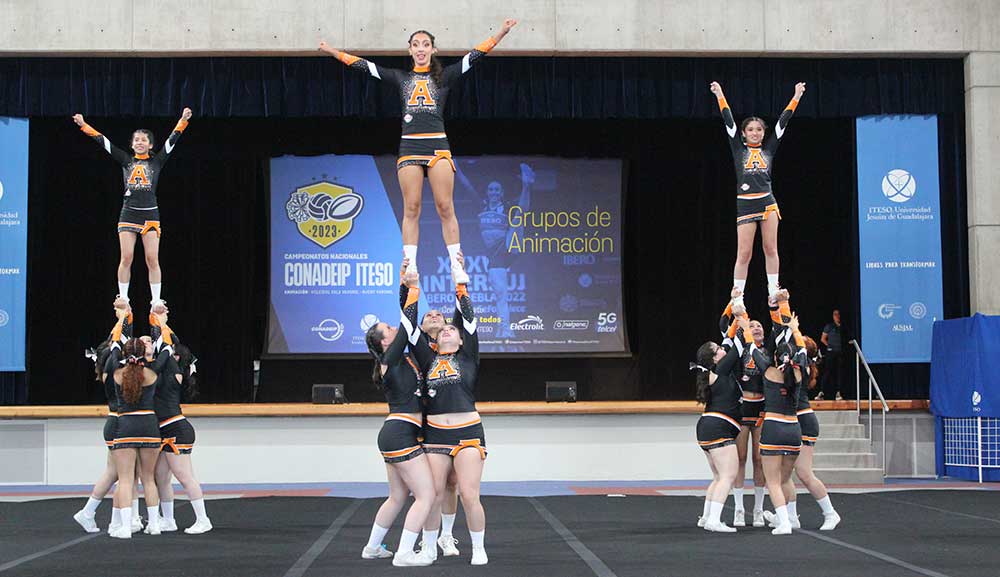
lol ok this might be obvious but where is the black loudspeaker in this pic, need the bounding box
[545,381,577,402]
[312,384,346,404]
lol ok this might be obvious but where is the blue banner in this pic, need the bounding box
[857,115,943,363]
[0,118,29,371]
[930,315,1000,418]
[268,155,625,354]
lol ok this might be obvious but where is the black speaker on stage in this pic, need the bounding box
[312,384,346,404]
[545,381,577,402]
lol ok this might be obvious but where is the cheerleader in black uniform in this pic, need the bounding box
[791,336,842,530]
[73,308,134,533]
[411,257,490,565]
[147,311,213,535]
[72,109,191,307]
[361,262,437,567]
[750,290,805,535]
[106,305,173,538]
[694,296,752,533]
[320,20,517,283]
[709,81,804,299]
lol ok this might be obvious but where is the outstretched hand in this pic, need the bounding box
[709,81,724,97]
[788,313,800,333]
[403,270,420,288]
[181,108,193,121]
[794,82,806,99]
[72,114,85,127]
[318,41,337,55]
[501,19,518,33]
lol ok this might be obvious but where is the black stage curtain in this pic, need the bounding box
[5,57,966,404]
[1,57,964,119]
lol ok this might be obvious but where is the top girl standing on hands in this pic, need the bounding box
[319,20,518,283]
[710,81,805,298]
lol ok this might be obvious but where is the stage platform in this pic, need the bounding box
[1,488,997,577]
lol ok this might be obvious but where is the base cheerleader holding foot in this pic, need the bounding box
[362,262,437,566]
[693,294,754,533]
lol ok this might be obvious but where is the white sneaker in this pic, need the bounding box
[791,514,801,529]
[752,510,765,528]
[835,393,844,401]
[733,509,746,527]
[820,511,841,531]
[771,522,792,535]
[697,516,706,528]
[73,510,99,533]
[361,544,393,559]
[160,519,178,532]
[763,510,778,528]
[393,550,433,567]
[438,534,460,556]
[108,526,131,539]
[452,265,470,285]
[144,518,161,536]
[471,547,489,566]
[704,520,737,533]
[184,518,213,535]
[131,515,144,533]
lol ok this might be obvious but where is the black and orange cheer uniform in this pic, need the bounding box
[413,284,486,459]
[719,303,766,428]
[376,281,427,464]
[754,316,808,456]
[696,318,749,451]
[336,38,497,171]
[101,311,134,449]
[717,95,798,225]
[798,357,820,446]
[110,345,173,451]
[78,119,188,235]
[149,316,196,455]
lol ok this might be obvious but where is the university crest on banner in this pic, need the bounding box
[285,182,364,248]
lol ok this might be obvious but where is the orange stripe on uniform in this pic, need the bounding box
[475,37,497,53]
[382,445,422,458]
[698,437,733,446]
[404,287,420,308]
[786,98,799,112]
[80,123,101,137]
[717,97,729,112]
[702,412,741,429]
[337,52,360,66]
[173,119,189,133]
[386,414,421,427]
[760,443,801,452]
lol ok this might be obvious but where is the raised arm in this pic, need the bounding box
[772,82,805,142]
[73,114,132,165]
[441,19,516,83]
[319,41,398,83]
[454,282,479,363]
[154,108,192,162]
[384,270,422,367]
[709,82,740,148]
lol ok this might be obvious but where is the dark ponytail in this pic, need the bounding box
[409,30,444,86]
[365,324,386,388]
[803,336,820,390]
[121,338,146,405]
[693,342,717,404]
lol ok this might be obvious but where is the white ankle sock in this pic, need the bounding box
[120,507,132,529]
[788,500,798,519]
[817,495,835,515]
[734,278,747,293]
[753,487,765,512]
[160,500,174,522]
[702,498,711,519]
[132,498,139,513]
[733,488,745,511]
[775,505,789,526]
[403,245,417,272]
[147,506,160,526]
[111,508,121,527]
[469,529,485,549]
[83,497,101,516]
[399,529,419,553]
[441,513,456,536]
[708,501,724,524]
[767,274,779,297]
[366,523,390,549]
[191,498,207,521]
[118,282,130,301]
[423,529,439,547]
[150,283,162,302]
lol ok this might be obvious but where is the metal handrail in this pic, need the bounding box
[849,339,890,477]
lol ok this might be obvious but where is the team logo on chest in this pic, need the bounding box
[128,163,152,187]
[407,79,436,107]
[428,357,458,380]
[744,148,768,170]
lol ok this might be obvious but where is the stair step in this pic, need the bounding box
[817,424,867,439]
[811,438,873,453]
[815,410,860,425]
[811,452,877,468]
[806,467,884,485]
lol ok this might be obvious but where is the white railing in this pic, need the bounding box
[850,340,890,477]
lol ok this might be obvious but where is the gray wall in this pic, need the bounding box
[863,411,937,478]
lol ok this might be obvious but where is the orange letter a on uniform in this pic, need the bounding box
[128,164,151,186]
[428,358,458,379]
[744,148,768,170]
[407,80,436,107]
